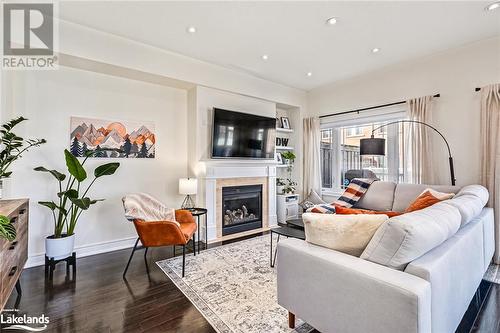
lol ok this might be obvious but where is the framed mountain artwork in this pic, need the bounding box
[69,117,156,158]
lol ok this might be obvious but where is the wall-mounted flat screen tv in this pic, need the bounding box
[211,108,276,159]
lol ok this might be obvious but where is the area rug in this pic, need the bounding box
[156,236,313,333]
[484,264,500,284]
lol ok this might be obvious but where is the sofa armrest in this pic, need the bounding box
[277,238,431,333]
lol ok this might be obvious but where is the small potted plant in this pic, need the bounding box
[35,149,120,260]
[0,215,16,241]
[0,117,46,198]
[283,179,297,194]
[276,178,286,194]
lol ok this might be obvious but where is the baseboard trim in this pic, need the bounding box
[25,236,139,268]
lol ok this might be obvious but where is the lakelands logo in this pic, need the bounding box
[0,311,49,331]
[2,2,58,70]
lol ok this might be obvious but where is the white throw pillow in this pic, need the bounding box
[302,213,389,257]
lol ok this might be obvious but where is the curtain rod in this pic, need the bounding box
[319,93,440,119]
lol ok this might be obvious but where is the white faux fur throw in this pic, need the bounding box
[122,193,177,225]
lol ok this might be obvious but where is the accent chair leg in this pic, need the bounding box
[182,244,186,278]
[288,312,295,329]
[123,238,140,278]
[193,234,196,256]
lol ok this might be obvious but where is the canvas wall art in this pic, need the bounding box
[70,117,156,158]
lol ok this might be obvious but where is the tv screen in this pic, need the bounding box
[212,108,276,159]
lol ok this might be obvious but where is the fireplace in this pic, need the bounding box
[222,184,263,236]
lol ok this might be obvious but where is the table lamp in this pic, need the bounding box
[179,178,197,209]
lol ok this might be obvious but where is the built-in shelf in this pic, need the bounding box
[276,146,294,150]
[276,164,288,168]
[276,128,294,133]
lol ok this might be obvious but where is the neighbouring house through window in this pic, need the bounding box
[320,108,408,192]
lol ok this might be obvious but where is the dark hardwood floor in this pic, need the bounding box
[2,234,499,333]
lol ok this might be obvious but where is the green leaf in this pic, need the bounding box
[89,199,105,205]
[2,117,27,131]
[38,201,57,210]
[57,189,78,199]
[0,215,16,241]
[69,197,91,210]
[94,163,120,178]
[2,171,12,178]
[64,149,87,182]
[34,166,66,181]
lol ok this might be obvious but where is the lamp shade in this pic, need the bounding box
[360,137,386,156]
[179,178,197,195]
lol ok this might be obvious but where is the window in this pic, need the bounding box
[321,114,407,191]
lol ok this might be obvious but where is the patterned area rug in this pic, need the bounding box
[484,264,500,284]
[156,236,313,333]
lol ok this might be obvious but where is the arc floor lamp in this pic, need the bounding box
[359,120,456,186]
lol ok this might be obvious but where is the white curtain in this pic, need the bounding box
[479,83,500,264]
[404,95,436,184]
[303,117,322,196]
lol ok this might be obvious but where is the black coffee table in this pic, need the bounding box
[270,218,305,267]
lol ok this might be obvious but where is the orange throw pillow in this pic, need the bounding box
[335,205,402,218]
[405,191,442,213]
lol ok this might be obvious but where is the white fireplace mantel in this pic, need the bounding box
[203,163,277,242]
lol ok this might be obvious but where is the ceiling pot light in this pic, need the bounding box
[371,48,380,53]
[186,26,197,33]
[307,72,313,77]
[485,1,500,10]
[325,17,337,25]
[261,54,269,61]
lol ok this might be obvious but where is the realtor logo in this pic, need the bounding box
[2,2,58,69]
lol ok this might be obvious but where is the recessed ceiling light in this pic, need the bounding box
[307,72,313,77]
[326,17,337,25]
[371,48,380,53]
[485,1,500,11]
[187,26,197,33]
[261,54,269,61]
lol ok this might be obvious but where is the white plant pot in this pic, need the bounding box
[45,234,75,260]
[276,185,285,194]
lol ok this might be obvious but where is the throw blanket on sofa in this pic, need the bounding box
[122,193,177,224]
[307,178,376,213]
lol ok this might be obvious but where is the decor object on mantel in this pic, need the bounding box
[35,149,120,260]
[360,120,456,185]
[179,178,197,209]
[0,117,46,198]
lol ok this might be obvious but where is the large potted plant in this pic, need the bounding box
[0,117,46,198]
[35,149,120,260]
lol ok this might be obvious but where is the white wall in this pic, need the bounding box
[307,37,500,186]
[6,66,188,266]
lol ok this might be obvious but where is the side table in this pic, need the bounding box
[270,219,305,267]
[185,208,208,254]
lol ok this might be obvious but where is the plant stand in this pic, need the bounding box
[45,252,76,281]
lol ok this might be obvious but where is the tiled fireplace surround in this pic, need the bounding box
[203,164,278,242]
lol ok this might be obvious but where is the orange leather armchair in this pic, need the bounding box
[123,210,197,278]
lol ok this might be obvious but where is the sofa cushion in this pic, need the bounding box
[405,189,454,213]
[353,181,396,211]
[303,213,388,257]
[299,190,326,211]
[391,183,460,212]
[444,185,489,227]
[360,201,461,270]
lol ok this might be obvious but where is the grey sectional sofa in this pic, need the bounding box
[277,181,494,333]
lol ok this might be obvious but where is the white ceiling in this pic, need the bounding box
[60,1,500,91]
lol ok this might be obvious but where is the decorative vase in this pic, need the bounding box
[45,234,75,260]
